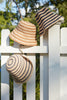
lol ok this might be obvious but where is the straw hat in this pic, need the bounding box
[9,20,37,46]
[35,7,64,36]
[6,54,33,83]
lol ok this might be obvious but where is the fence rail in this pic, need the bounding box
[0,46,67,54]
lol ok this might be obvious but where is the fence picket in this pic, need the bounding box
[1,29,10,100]
[40,35,43,100]
[60,28,67,100]
[43,54,48,100]
[60,56,67,100]
[13,42,22,100]
[40,54,43,100]
[27,54,36,100]
[40,35,48,100]
[61,28,67,46]
[48,24,60,100]
[14,82,22,100]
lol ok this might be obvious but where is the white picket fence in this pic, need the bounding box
[0,22,67,100]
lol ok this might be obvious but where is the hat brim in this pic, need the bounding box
[9,28,37,46]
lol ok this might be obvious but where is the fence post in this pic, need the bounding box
[1,29,10,100]
[40,34,48,100]
[13,42,22,100]
[27,53,36,100]
[48,23,61,100]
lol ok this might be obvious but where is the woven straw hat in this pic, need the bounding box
[35,7,64,36]
[9,20,37,46]
[6,54,33,83]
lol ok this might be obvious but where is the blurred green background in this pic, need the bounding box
[0,0,67,100]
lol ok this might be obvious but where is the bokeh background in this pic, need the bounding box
[0,0,67,100]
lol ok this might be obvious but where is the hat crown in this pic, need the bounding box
[20,20,36,28]
[9,20,37,46]
[6,54,33,83]
[17,20,36,33]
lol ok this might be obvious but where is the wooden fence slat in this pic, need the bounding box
[40,35,44,100]
[60,56,67,100]
[48,24,60,100]
[40,54,43,100]
[60,46,67,54]
[40,35,48,100]
[1,29,10,100]
[40,35,43,46]
[0,46,48,53]
[13,42,22,100]
[27,54,36,100]
[0,46,67,54]
[14,82,22,100]
[43,54,48,100]
[61,28,67,46]
[60,27,67,100]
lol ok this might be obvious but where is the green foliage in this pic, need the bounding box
[0,11,17,45]
[12,0,40,17]
[0,60,1,100]
[0,11,16,29]
[10,75,13,100]
[50,0,67,27]
[58,1,67,27]
[50,0,64,6]
[36,54,40,100]
[23,83,26,100]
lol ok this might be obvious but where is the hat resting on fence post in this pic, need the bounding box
[9,20,37,46]
[35,7,64,36]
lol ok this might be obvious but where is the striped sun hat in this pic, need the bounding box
[35,7,64,36]
[6,54,33,83]
[9,20,37,46]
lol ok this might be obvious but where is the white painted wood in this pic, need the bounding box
[14,82,22,100]
[48,24,60,100]
[60,56,67,100]
[60,46,67,54]
[43,34,48,100]
[13,42,22,100]
[40,35,44,100]
[43,54,48,100]
[27,54,36,100]
[61,28,67,46]
[60,27,67,100]
[1,29,10,46]
[0,46,67,54]
[1,83,9,100]
[40,34,48,100]
[40,54,48,100]
[40,35,43,46]
[1,29,10,100]
[43,34,48,46]
[40,54,43,100]
[0,46,48,53]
